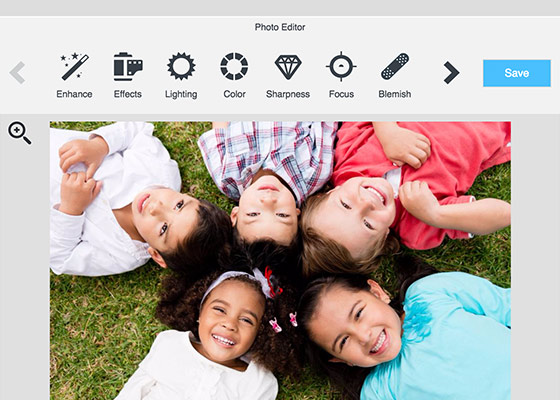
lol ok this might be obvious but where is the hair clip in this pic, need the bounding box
[264,266,283,298]
[289,312,298,327]
[269,318,282,333]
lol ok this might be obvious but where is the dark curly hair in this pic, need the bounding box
[158,199,232,282]
[231,228,303,285]
[297,255,438,399]
[156,262,304,377]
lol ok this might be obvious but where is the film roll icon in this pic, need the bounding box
[381,53,409,80]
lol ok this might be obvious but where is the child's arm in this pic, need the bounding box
[58,122,155,180]
[245,370,278,400]
[50,172,143,276]
[89,121,155,156]
[399,180,511,235]
[409,272,510,327]
[372,122,431,169]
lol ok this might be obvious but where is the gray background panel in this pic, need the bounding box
[0,115,558,399]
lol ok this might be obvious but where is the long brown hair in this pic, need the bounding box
[297,255,438,399]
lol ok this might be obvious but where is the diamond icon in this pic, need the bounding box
[275,55,302,80]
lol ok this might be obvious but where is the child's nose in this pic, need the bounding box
[221,318,238,332]
[148,200,164,216]
[356,326,372,345]
[356,197,375,214]
[260,196,277,205]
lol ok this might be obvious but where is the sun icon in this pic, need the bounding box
[167,53,196,80]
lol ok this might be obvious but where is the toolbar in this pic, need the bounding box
[1,17,559,114]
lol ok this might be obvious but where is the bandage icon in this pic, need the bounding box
[381,53,409,80]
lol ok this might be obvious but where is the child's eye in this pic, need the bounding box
[363,220,374,230]
[212,306,225,314]
[175,199,184,210]
[356,308,363,320]
[240,317,254,325]
[341,200,351,209]
[246,212,259,217]
[340,336,348,351]
[159,223,168,236]
[276,213,289,218]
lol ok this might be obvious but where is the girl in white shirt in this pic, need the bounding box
[50,122,232,277]
[115,267,303,400]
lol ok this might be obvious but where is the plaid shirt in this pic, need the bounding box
[198,122,337,206]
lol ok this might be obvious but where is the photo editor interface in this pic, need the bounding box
[0,16,559,399]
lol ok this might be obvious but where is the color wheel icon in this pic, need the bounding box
[220,52,248,80]
[275,55,302,80]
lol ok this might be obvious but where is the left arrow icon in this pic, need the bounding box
[10,62,25,84]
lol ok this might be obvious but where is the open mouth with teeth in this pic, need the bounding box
[370,329,389,355]
[212,334,236,347]
[364,186,386,206]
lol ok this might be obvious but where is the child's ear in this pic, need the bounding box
[329,357,354,367]
[296,208,301,216]
[230,206,239,227]
[148,247,167,269]
[367,279,391,304]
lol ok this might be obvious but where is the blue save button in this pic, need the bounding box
[483,60,551,87]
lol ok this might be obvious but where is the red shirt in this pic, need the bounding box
[332,122,511,249]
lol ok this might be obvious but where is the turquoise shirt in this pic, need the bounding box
[361,272,510,400]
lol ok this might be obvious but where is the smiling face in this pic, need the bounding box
[131,187,200,253]
[231,175,300,245]
[308,280,402,368]
[196,279,265,368]
[310,177,396,259]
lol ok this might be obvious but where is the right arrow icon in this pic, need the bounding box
[444,61,459,84]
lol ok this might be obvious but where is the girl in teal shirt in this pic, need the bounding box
[297,257,510,400]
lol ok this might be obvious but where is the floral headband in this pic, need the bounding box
[200,268,295,333]
[200,270,269,307]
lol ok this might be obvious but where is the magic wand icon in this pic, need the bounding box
[62,54,89,81]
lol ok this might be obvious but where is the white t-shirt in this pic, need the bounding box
[115,330,278,400]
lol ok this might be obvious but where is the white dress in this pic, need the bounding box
[49,122,181,276]
[115,330,278,400]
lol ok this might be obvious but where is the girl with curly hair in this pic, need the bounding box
[115,265,302,400]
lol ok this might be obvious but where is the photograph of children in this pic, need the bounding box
[50,121,510,399]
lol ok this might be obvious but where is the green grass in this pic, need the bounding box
[49,122,510,399]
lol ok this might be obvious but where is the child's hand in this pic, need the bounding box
[58,172,103,216]
[373,122,431,169]
[59,136,109,180]
[399,181,441,225]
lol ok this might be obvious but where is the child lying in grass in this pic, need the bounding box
[297,256,510,400]
[301,121,511,276]
[50,122,231,277]
[198,121,338,247]
[115,263,302,399]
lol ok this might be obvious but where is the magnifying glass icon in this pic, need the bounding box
[8,121,31,145]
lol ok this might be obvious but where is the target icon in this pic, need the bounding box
[327,52,356,82]
[220,52,248,80]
